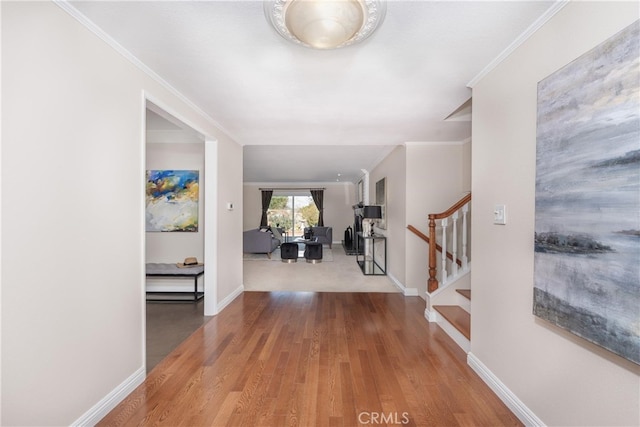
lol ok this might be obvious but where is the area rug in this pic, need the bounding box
[243,247,334,262]
[243,246,399,293]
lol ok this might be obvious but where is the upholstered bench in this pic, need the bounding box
[145,263,204,302]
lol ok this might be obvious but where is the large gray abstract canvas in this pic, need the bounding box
[534,21,639,364]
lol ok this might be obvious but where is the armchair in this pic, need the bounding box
[310,226,333,248]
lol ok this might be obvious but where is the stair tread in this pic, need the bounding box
[456,289,471,300]
[433,305,470,340]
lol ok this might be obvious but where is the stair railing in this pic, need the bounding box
[408,193,471,293]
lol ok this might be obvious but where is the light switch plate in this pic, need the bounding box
[494,204,506,225]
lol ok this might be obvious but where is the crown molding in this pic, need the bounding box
[467,0,570,88]
[53,0,236,143]
[368,145,397,171]
[404,139,470,147]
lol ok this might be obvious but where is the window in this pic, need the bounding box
[268,194,319,237]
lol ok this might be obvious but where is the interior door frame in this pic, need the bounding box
[142,94,220,371]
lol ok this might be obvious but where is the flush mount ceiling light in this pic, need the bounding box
[264,0,386,50]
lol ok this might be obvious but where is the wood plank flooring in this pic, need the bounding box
[433,305,471,340]
[98,292,521,426]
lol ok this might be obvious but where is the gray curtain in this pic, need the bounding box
[260,190,273,227]
[310,189,324,226]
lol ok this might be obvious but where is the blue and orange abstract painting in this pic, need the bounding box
[146,170,199,232]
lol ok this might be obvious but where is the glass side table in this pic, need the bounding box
[356,232,386,275]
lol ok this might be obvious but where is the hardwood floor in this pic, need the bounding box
[99,292,522,426]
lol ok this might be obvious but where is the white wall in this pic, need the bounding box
[242,183,355,241]
[370,146,407,285]
[146,143,205,263]
[214,139,244,309]
[471,2,639,426]
[1,2,242,425]
[404,143,470,298]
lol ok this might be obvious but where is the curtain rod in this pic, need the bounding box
[259,187,326,191]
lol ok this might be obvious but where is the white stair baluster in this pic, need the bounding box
[462,203,469,269]
[452,210,459,276]
[441,217,448,284]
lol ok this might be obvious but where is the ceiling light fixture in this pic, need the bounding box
[264,0,386,50]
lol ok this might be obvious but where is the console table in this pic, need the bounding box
[356,233,386,275]
[145,263,204,302]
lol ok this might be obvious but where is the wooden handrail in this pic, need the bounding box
[407,224,429,243]
[407,225,462,267]
[427,193,472,221]
[413,193,472,293]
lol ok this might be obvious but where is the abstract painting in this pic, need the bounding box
[146,170,199,232]
[533,21,639,364]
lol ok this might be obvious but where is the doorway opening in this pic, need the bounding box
[144,101,211,372]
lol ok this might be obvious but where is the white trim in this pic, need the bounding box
[204,140,219,316]
[54,1,235,142]
[71,367,146,427]
[144,94,209,146]
[424,307,437,323]
[218,285,244,313]
[467,0,569,88]
[467,353,545,427]
[428,266,471,298]
[367,145,397,172]
[435,311,470,353]
[140,97,149,374]
[404,287,419,297]
[457,292,471,314]
[0,3,4,420]
[387,272,418,296]
[404,140,468,147]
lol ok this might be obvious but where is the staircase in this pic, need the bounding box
[433,289,471,352]
[408,193,472,352]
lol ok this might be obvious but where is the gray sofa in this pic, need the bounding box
[243,228,280,258]
[308,226,333,248]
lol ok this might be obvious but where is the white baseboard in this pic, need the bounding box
[467,352,545,427]
[403,287,419,296]
[72,286,244,425]
[387,273,419,296]
[217,285,243,313]
[72,366,145,426]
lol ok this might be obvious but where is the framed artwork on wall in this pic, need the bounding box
[533,21,639,364]
[146,170,199,232]
[357,179,364,204]
[375,177,386,229]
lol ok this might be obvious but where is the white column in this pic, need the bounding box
[204,139,218,316]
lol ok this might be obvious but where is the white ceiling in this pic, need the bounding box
[68,0,557,183]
